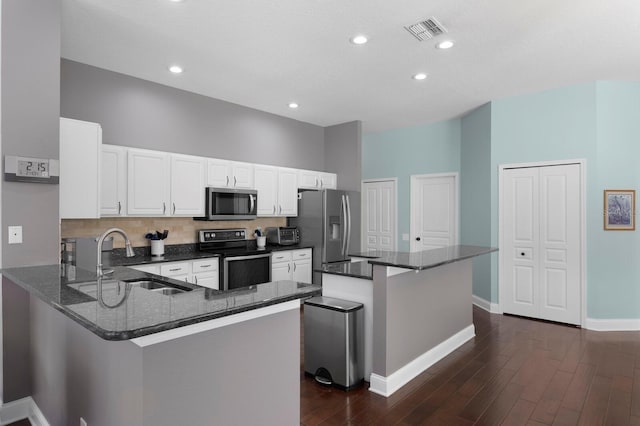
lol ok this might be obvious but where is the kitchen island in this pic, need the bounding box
[1,264,320,426]
[318,245,496,397]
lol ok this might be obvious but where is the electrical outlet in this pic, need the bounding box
[8,226,22,244]
[80,417,87,426]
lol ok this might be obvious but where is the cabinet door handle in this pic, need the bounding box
[273,205,276,214]
[163,202,166,214]
[288,264,290,273]
[118,201,121,214]
[200,264,211,268]
[299,253,306,257]
[234,176,237,187]
[315,177,318,187]
[169,268,181,272]
[172,203,176,215]
[226,176,229,186]
[278,205,282,214]
[195,276,198,284]
[320,178,324,188]
[293,263,297,271]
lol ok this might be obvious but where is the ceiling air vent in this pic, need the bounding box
[404,17,447,41]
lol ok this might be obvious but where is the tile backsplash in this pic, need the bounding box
[61,217,287,248]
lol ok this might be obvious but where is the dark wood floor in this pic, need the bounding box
[301,306,640,425]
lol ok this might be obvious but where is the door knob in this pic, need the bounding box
[416,237,421,241]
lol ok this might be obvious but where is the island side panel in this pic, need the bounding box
[373,260,474,377]
[141,306,300,426]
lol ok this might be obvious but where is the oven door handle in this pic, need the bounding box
[224,253,272,262]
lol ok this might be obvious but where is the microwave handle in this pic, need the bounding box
[249,194,255,213]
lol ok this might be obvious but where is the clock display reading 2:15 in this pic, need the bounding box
[17,159,49,178]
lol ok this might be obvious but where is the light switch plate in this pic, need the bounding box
[8,226,22,244]
[402,233,409,241]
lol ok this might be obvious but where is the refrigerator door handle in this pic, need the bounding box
[341,195,348,256]
[345,194,352,257]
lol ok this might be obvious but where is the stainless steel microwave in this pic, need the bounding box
[196,187,257,220]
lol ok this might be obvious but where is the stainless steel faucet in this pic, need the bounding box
[96,228,135,276]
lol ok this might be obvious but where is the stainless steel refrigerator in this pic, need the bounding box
[289,189,360,284]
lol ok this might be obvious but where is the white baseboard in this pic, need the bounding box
[472,295,501,314]
[584,317,640,331]
[368,324,475,397]
[0,396,49,426]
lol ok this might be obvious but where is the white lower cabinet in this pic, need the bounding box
[292,249,312,283]
[190,258,219,290]
[129,258,220,289]
[271,251,293,282]
[270,248,312,283]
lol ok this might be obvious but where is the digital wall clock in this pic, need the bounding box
[4,155,60,184]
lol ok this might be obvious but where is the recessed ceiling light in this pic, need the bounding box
[169,0,184,3]
[413,73,428,81]
[168,65,183,74]
[436,40,454,49]
[350,35,368,45]
[288,102,299,109]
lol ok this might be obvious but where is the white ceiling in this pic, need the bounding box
[61,0,640,133]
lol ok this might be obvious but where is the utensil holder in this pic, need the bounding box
[151,239,164,256]
[257,236,266,249]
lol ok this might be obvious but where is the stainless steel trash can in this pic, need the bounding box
[304,296,364,390]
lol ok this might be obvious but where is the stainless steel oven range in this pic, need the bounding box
[197,229,271,291]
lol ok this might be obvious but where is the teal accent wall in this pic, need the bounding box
[363,120,461,251]
[363,80,640,320]
[489,82,599,310]
[460,103,493,301]
[590,81,640,318]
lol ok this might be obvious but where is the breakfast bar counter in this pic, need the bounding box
[2,264,319,425]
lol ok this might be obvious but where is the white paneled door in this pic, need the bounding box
[501,163,581,325]
[362,180,396,251]
[410,174,458,252]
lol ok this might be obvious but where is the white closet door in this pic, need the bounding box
[410,174,457,252]
[538,165,581,324]
[502,168,539,319]
[363,180,396,251]
[502,164,581,325]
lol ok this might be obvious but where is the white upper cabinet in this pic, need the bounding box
[101,144,127,216]
[171,154,205,216]
[277,167,298,216]
[318,172,337,189]
[60,118,102,219]
[207,159,254,189]
[254,165,298,217]
[254,165,279,216]
[127,148,170,216]
[297,169,337,190]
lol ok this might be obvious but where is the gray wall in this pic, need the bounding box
[2,279,31,402]
[324,121,362,191]
[61,59,326,170]
[1,0,61,267]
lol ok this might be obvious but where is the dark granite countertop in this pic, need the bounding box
[316,261,373,280]
[104,243,313,267]
[1,264,320,341]
[349,245,497,270]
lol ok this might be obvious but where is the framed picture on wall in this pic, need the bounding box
[604,189,635,230]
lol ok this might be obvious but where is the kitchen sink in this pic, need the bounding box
[123,278,192,294]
